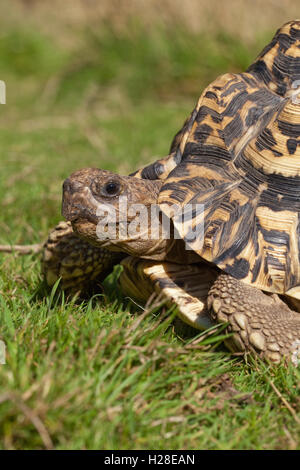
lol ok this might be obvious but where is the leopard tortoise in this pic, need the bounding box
[41,20,300,365]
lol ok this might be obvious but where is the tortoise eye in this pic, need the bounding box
[102,180,121,197]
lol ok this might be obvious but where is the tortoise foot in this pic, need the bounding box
[208,274,300,365]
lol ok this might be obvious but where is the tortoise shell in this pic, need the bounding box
[136,20,300,297]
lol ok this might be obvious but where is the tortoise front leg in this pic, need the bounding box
[207,274,300,365]
[42,221,123,296]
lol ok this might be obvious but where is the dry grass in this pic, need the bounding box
[0,0,300,450]
[15,0,300,43]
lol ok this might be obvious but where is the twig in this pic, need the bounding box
[0,392,53,449]
[268,379,300,424]
[0,243,43,254]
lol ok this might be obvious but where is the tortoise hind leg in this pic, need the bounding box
[42,221,123,296]
[207,273,300,365]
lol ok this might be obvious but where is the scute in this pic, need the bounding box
[119,257,217,330]
[157,20,300,297]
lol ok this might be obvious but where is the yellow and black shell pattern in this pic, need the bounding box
[139,20,300,297]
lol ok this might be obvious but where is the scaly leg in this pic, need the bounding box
[208,273,300,364]
[42,221,123,295]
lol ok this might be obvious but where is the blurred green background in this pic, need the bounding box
[0,0,299,245]
[0,0,299,450]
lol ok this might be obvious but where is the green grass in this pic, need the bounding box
[0,11,299,450]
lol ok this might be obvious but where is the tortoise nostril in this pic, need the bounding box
[63,178,82,195]
[62,178,71,194]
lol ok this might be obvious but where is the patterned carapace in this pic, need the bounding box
[134,20,300,297]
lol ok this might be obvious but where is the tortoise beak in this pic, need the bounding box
[61,174,99,225]
[62,177,81,222]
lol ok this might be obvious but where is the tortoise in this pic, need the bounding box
[40,20,300,365]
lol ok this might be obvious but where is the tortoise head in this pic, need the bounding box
[62,168,175,260]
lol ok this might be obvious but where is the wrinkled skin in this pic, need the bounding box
[62,168,199,264]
